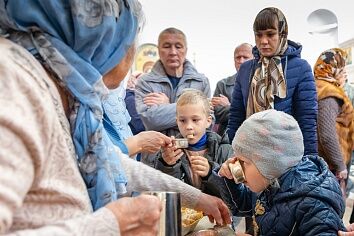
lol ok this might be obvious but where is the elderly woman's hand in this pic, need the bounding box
[106,195,162,236]
[126,131,171,156]
[194,193,231,226]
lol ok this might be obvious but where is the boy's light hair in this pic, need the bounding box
[177,89,210,117]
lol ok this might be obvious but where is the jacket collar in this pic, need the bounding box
[142,59,204,83]
[225,74,237,85]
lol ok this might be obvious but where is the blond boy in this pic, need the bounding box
[155,89,233,196]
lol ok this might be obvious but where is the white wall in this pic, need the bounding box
[138,0,354,92]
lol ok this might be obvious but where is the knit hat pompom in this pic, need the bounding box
[232,110,304,180]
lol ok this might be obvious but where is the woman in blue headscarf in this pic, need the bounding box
[0,0,171,210]
[0,0,230,235]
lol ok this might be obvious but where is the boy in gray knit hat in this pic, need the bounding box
[211,109,345,235]
[232,109,304,183]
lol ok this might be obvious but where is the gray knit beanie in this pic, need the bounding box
[232,109,304,180]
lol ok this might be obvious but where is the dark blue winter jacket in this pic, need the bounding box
[211,155,345,235]
[227,40,318,155]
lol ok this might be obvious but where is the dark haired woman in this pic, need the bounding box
[227,7,318,156]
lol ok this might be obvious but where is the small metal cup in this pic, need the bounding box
[143,191,181,236]
[228,161,245,184]
[175,138,189,149]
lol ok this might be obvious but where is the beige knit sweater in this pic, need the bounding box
[0,38,201,235]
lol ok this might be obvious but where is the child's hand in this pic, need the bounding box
[161,137,183,165]
[190,155,210,177]
[219,157,237,179]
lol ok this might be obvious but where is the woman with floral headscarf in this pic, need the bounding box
[315,48,354,198]
[0,0,230,235]
[227,7,318,157]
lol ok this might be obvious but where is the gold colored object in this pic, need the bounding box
[181,207,203,227]
[252,199,266,236]
[181,207,203,235]
[228,161,245,184]
[175,138,189,149]
[252,215,259,236]
[255,200,265,216]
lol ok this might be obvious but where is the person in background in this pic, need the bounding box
[211,43,253,136]
[102,83,136,154]
[212,42,254,236]
[214,110,345,235]
[227,7,318,156]
[125,71,146,161]
[125,71,146,136]
[314,48,354,201]
[135,27,211,167]
[0,1,230,235]
[155,89,233,197]
[344,78,354,225]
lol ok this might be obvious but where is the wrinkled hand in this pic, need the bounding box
[336,169,348,180]
[161,137,183,165]
[211,95,230,107]
[218,157,237,179]
[339,223,354,235]
[132,131,171,155]
[194,193,231,226]
[190,155,210,177]
[143,92,170,106]
[105,195,162,236]
[137,131,171,153]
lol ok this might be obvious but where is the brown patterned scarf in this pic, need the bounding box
[246,8,288,118]
[314,48,347,85]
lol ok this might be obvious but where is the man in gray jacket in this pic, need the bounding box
[135,27,211,166]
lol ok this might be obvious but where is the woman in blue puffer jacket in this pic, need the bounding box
[212,109,345,235]
[227,7,317,156]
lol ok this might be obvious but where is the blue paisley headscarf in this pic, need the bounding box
[0,0,140,210]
